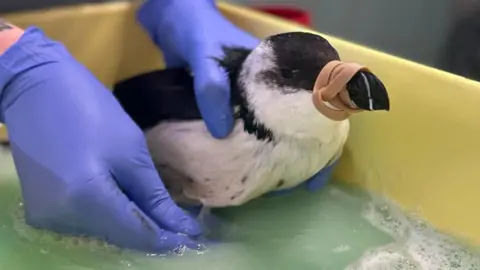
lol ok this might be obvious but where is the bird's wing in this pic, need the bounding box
[113,68,231,131]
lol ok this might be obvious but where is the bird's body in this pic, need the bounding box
[113,31,389,208]
[145,113,348,207]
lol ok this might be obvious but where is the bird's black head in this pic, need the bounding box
[216,31,390,139]
[257,31,389,112]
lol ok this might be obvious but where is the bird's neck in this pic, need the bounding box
[234,87,275,142]
[216,46,276,142]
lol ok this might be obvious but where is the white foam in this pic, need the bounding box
[346,195,480,270]
[11,201,121,253]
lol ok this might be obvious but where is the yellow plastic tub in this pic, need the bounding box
[1,0,479,251]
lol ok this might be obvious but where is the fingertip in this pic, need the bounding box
[305,159,339,192]
[185,240,208,253]
[205,113,234,139]
[193,61,235,139]
[154,229,205,254]
[120,203,201,253]
[149,199,203,238]
[178,214,203,238]
[114,166,203,240]
[180,204,203,218]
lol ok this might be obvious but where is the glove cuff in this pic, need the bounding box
[0,27,68,122]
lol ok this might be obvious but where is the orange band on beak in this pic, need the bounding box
[312,60,370,121]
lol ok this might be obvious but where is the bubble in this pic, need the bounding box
[119,260,133,267]
[10,198,119,253]
[333,244,351,253]
[347,246,420,270]
[172,245,187,256]
[346,195,480,270]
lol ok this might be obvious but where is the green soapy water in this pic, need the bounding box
[0,149,479,270]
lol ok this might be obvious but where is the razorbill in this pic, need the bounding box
[113,31,390,208]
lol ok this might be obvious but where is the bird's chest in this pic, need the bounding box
[145,121,348,207]
[243,133,344,201]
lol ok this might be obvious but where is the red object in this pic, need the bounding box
[250,5,312,27]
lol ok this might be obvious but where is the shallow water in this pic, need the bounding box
[0,149,478,270]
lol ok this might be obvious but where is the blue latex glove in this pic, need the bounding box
[305,159,339,191]
[137,0,260,138]
[267,159,340,196]
[0,27,202,253]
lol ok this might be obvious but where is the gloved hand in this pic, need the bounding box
[267,159,340,196]
[0,27,202,253]
[137,0,260,138]
[305,159,339,192]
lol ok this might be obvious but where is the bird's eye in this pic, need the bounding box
[280,68,295,79]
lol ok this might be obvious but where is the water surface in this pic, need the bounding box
[0,150,478,270]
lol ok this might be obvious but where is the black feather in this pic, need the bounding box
[113,47,255,129]
[114,68,205,130]
[113,45,274,141]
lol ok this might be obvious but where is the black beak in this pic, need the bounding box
[346,71,390,111]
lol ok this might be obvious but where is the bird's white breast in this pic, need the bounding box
[144,119,349,208]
